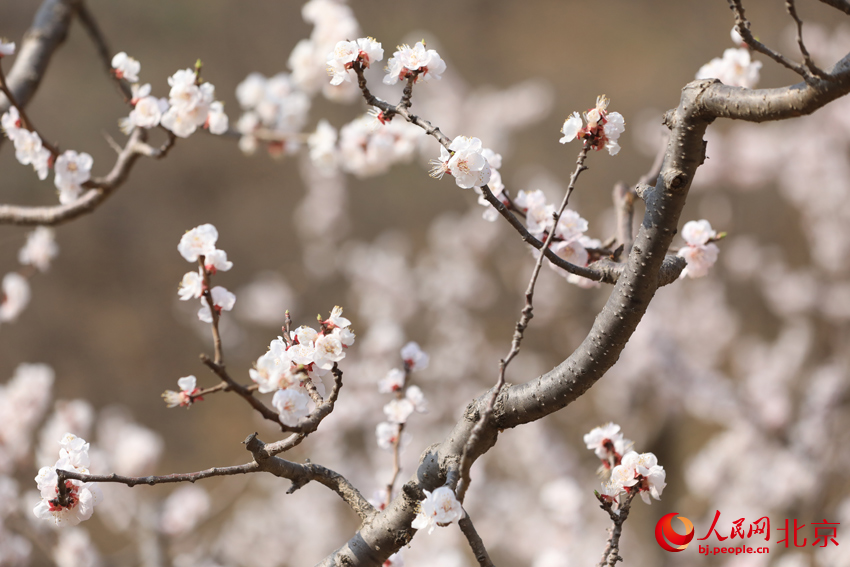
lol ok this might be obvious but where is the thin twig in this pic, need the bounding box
[56,462,260,504]
[76,0,132,101]
[785,0,831,79]
[458,510,496,567]
[456,146,590,501]
[596,491,638,567]
[728,0,815,80]
[352,63,684,286]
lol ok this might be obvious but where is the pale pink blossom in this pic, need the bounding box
[376,422,400,450]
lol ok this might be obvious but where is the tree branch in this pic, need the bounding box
[596,491,637,567]
[0,128,176,226]
[457,145,590,501]
[244,434,376,522]
[0,0,81,119]
[76,0,132,101]
[55,461,260,503]
[819,0,850,15]
[319,49,850,567]
[458,511,495,567]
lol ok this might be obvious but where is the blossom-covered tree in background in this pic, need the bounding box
[1,1,849,566]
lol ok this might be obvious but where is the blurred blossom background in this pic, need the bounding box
[1,1,849,566]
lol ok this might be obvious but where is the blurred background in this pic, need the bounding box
[1,1,849,566]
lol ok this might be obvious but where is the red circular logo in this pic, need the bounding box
[655,512,695,552]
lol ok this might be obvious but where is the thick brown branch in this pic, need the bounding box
[319,48,850,567]
[457,146,590,501]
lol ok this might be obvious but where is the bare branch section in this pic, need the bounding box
[320,50,850,567]
[728,0,812,79]
[458,511,495,567]
[0,128,176,226]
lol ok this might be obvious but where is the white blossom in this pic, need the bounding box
[0,272,30,323]
[384,41,446,85]
[111,52,140,82]
[0,39,16,57]
[54,151,94,203]
[696,48,762,89]
[204,249,233,273]
[178,224,219,262]
[313,333,345,369]
[13,129,51,180]
[18,227,58,272]
[679,243,720,279]
[430,136,491,189]
[560,112,582,144]
[162,375,199,408]
[405,385,428,413]
[376,421,400,450]
[378,368,406,393]
[160,485,211,536]
[197,286,236,323]
[1,106,21,141]
[411,487,462,534]
[681,219,717,246]
[33,434,102,526]
[206,101,229,135]
[178,270,204,301]
[383,398,414,424]
[400,341,429,371]
[123,95,168,133]
[272,388,311,426]
[54,528,100,567]
[583,423,625,460]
